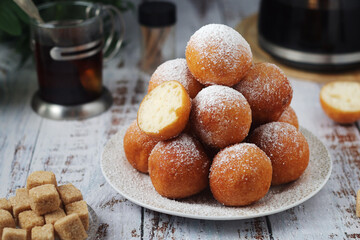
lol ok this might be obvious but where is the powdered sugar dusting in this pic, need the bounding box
[186,24,252,85]
[210,143,271,182]
[191,85,251,148]
[187,24,251,67]
[235,63,293,124]
[248,122,303,161]
[278,106,299,128]
[150,133,207,171]
[101,125,331,220]
[151,59,193,90]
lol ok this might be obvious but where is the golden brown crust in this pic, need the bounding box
[123,120,159,173]
[277,106,299,129]
[247,122,309,185]
[185,24,252,86]
[190,86,252,149]
[148,59,204,98]
[148,134,210,199]
[210,143,272,206]
[320,95,360,124]
[235,63,293,126]
[137,81,192,140]
[319,81,360,124]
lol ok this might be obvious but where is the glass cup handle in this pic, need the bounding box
[101,5,125,62]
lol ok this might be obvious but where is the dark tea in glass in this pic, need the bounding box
[31,2,124,106]
[35,40,103,105]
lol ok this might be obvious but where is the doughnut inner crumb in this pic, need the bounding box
[138,81,185,133]
[321,81,360,112]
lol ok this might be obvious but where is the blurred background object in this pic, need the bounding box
[0,0,133,75]
[138,1,176,74]
[258,0,360,71]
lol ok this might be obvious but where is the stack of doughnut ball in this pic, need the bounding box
[123,24,309,207]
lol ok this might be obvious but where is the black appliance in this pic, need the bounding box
[258,0,360,71]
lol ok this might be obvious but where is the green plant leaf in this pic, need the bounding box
[8,0,30,24]
[0,7,22,36]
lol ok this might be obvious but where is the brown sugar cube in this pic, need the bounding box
[57,184,83,205]
[0,199,12,214]
[26,171,57,190]
[31,224,54,240]
[2,228,27,240]
[65,201,89,231]
[9,189,31,218]
[0,210,16,238]
[54,214,88,240]
[29,184,61,215]
[44,208,66,225]
[18,210,44,237]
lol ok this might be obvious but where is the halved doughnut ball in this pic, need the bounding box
[235,63,293,126]
[148,133,210,199]
[123,120,159,173]
[186,24,252,86]
[137,81,191,140]
[247,122,309,185]
[277,106,299,129]
[210,143,272,206]
[190,85,252,149]
[148,58,204,98]
[320,81,360,124]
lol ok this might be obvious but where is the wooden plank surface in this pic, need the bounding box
[1,0,360,239]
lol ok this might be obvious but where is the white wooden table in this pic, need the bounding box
[1,0,360,239]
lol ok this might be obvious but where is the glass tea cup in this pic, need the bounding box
[31,1,124,106]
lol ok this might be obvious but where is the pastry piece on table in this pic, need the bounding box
[320,81,360,124]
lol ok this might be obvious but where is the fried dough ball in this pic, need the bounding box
[185,24,252,86]
[148,58,204,98]
[148,133,211,199]
[137,81,191,140]
[210,143,272,206]
[320,81,360,124]
[235,63,293,126]
[277,106,299,129]
[123,120,159,173]
[190,85,252,149]
[247,122,309,185]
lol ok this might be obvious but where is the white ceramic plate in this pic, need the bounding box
[101,126,332,220]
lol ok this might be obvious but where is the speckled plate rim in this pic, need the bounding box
[100,126,332,221]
